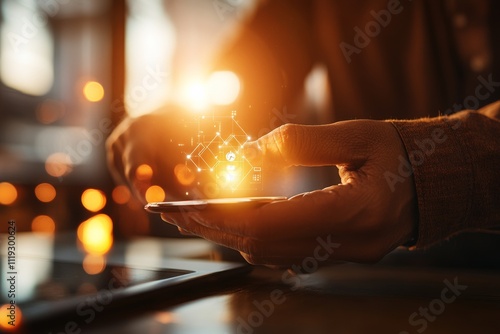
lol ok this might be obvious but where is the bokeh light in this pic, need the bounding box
[81,188,107,212]
[45,152,73,177]
[31,215,56,234]
[135,164,153,181]
[83,81,105,102]
[77,214,113,255]
[112,185,131,204]
[145,185,165,202]
[34,183,56,203]
[0,182,17,205]
[174,164,196,186]
[82,254,106,275]
[35,99,65,124]
[0,303,22,332]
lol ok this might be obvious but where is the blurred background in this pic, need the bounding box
[2,0,498,270]
[0,0,264,246]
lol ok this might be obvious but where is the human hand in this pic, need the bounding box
[161,121,418,266]
[106,110,188,202]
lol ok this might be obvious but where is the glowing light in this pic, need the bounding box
[82,254,106,275]
[77,214,113,255]
[154,311,177,324]
[0,0,54,96]
[32,215,56,234]
[135,164,153,181]
[112,185,131,205]
[206,71,240,105]
[45,152,72,177]
[225,172,237,183]
[0,304,22,332]
[36,99,65,124]
[34,183,56,203]
[83,81,105,102]
[0,182,17,205]
[174,164,196,186]
[145,185,165,202]
[81,189,107,212]
[180,79,208,111]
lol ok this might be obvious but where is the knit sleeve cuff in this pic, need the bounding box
[391,107,500,248]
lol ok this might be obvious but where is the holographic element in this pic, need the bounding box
[177,110,262,194]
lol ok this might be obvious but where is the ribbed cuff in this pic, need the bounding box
[391,112,474,248]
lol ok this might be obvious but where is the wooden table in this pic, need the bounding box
[11,232,500,334]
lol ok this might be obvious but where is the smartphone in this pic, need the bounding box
[144,196,287,213]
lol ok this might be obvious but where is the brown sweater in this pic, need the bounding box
[213,0,500,247]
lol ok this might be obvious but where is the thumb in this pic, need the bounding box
[243,122,371,169]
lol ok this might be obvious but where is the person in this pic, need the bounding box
[107,0,500,267]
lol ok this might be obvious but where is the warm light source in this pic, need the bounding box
[174,164,196,186]
[36,99,66,124]
[145,185,165,202]
[0,303,22,332]
[34,183,56,203]
[0,182,17,205]
[45,152,73,178]
[180,79,208,111]
[112,185,131,204]
[82,254,106,275]
[207,71,240,105]
[31,215,56,234]
[135,164,153,181]
[178,71,240,111]
[81,189,107,212]
[83,81,105,102]
[77,214,114,255]
[0,0,54,96]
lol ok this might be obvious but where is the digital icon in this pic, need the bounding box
[177,111,262,194]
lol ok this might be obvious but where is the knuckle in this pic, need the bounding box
[274,123,300,163]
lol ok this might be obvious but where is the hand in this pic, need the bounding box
[106,110,188,202]
[161,121,418,267]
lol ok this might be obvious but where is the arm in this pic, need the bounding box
[391,101,500,248]
[161,102,500,266]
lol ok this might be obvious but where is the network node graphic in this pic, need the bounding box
[177,111,262,195]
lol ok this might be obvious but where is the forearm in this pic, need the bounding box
[391,101,500,248]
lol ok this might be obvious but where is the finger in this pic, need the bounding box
[165,184,367,241]
[162,213,387,265]
[245,122,377,169]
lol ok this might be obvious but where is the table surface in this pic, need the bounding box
[5,232,500,334]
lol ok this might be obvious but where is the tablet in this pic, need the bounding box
[144,196,287,213]
[1,251,250,330]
